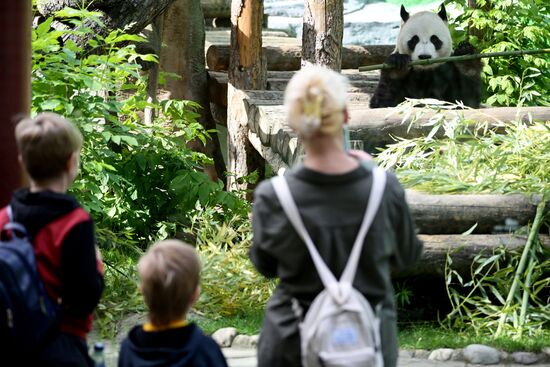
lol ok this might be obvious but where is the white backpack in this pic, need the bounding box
[271,166,386,367]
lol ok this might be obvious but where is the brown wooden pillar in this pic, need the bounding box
[302,0,344,71]
[0,1,31,205]
[160,0,226,183]
[227,0,266,195]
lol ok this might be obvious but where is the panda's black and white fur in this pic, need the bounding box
[370,4,481,108]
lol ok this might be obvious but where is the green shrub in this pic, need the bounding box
[32,9,246,244]
[449,0,550,106]
[187,207,275,317]
[31,8,251,336]
[376,100,550,338]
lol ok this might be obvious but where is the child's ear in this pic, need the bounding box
[65,152,75,172]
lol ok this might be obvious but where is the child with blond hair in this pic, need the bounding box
[0,112,104,366]
[118,240,228,367]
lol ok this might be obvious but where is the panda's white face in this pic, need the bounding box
[396,6,453,69]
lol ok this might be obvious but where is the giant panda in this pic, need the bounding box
[370,4,482,108]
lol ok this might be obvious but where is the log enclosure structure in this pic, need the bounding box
[211,0,550,278]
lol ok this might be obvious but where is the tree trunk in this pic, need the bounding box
[395,234,550,277]
[144,16,163,125]
[0,1,30,203]
[36,0,178,37]
[227,0,266,195]
[302,0,344,70]
[160,0,226,182]
[206,44,393,71]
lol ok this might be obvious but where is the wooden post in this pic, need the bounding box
[160,0,226,182]
[227,0,266,195]
[302,0,344,70]
[0,1,31,205]
[144,16,163,126]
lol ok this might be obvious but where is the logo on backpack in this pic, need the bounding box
[272,166,386,367]
[0,206,59,351]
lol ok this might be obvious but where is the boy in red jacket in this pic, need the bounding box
[0,113,104,366]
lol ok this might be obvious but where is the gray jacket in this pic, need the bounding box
[250,163,423,367]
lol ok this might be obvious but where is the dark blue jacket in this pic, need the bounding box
[118,323,228,367]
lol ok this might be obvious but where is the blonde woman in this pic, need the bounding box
[250,66,423,367]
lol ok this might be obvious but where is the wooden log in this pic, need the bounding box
[406,191,547,234]
[396,234,550,277]
[208,70,379,107]
[347,106,550,152]
[207,44,394,71]
[248,130,289,174]
[250,105,550,171]
[226,0,266,194]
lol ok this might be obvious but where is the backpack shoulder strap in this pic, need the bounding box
[271,176,339,289]
[272,166,386,299]
[340,166,386,284]
[1,205,28,239]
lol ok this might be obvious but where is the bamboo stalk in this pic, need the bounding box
[518,253,535,338]
[358,49,550,72]
[495,198,548,337]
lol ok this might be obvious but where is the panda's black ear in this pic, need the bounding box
[438,3,448,21]
[400,5,410,22]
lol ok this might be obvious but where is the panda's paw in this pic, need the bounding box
[387,53,411,70]
[454,41,477,56]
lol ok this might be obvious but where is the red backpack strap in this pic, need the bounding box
[0,206,9,228]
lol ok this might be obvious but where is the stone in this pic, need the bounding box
[412,349,431,359]
[451,348,463,361]
[463,344,500,365]
[512,351,539,365]
[399,349,414,358]
[212,327,238,347]
[428,348,454,361]
[232,334,259,348]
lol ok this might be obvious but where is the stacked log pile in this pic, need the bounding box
[231,87,550,276]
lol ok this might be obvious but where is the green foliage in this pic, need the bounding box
[31,8,251,337]
[449,0,550,106]
[191,310,264,336]
[187,208,275,317]
[443,237,550,337]
[395,281,414,309]
[376,100,550,195]
[376,100,550,338]
[399,323,550,352]
[32,9,245,244]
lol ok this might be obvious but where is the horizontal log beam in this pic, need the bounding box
[207,44,394,71]
[406,191,547,234]
[207,70,379,107]
[395,234,550,277]
[347,106,550,152]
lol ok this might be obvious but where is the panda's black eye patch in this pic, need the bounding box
[431,35,443,50]
[407,35,419,51]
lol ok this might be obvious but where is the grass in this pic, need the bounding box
[191,310,264,336]
[399,322,550,352]
[190,312,550,353]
